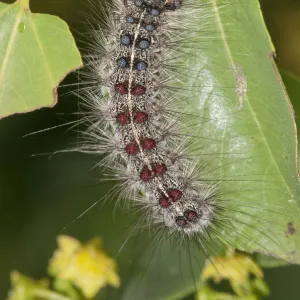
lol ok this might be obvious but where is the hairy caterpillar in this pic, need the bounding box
[57,0,300,298]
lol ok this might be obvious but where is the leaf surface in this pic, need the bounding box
[0,0,82,118]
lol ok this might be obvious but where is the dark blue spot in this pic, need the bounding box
[145,24,155,32]
[139,39,150,49]
[127,16,135,23]
[150,8,160,16]
[117,57,128,68]
[120,34,132,46]
[136,61,148,71]
[135,0,144,7]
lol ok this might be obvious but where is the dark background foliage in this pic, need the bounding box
[0,0,300,299]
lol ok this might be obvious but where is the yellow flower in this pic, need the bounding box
[49,235,120,299]
[197,252,269,300]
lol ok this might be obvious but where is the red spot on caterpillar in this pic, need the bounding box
[141,138,156,150]
[140,163,166,181]
[184,210,198,222]
[167,189,182,202]
[131,85,146,96]
[125,141,138,155]
[140,167,152,181]
[116,112,129,125]
[159,196,171,208]
[159,188,182,208]
[153,163,167,175]
[115,82,128,95]
[134,111,148,124]
[175,216,187,228]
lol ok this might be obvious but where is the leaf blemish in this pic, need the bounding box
[286,222,296,236]
[233,64,247,109]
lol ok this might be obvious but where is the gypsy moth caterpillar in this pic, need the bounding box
[43,0,300,298]
[77,0,299,254]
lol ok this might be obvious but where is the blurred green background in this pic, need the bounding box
[1,0,300,299]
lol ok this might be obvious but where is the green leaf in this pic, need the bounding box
[280,69,300,134]
[121,0,300,299]
[0,0,82,119]
[178,0,300,261]
[257,69,300,268]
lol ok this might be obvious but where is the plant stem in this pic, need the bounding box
[34,288,71,300]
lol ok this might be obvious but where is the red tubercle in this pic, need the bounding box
[134,111,148,124]
[141,138,156,150]
[116,111,148,125]
[153,163,167,175]
[140,163,167,182]
[159,196,171,208]
[167,189,183,202]
[125,141,138,155]
[114,83,146,96]
[115,82,128,95]
[125,138,156,155]
[140,167,153,182]
[159,188,183,208]
[131,85,146,96]
[184,210,198,222]
[140,163,166,182]
[116,112,129,125]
